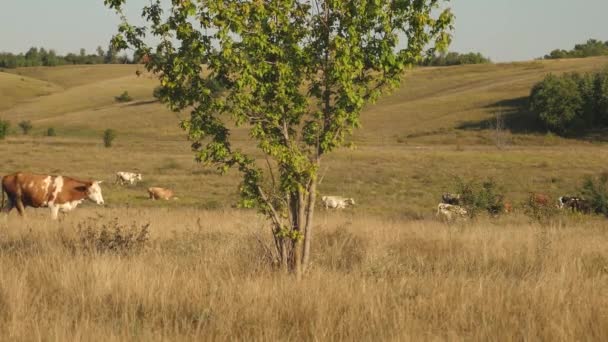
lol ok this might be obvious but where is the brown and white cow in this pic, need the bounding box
[148,187,177,200]
[1,172,104,219]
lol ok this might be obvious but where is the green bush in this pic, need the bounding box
[453,178,505,217]
[114,91,133,103]
[46,127,56,136]
[0,119,9,139]
[580,173,608,216]
[103,129,116,147]
[18,120,33,135]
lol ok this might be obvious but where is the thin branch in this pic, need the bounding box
[257,185,283,229]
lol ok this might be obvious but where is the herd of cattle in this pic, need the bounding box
[436,191,592,221]
[0,171,593,220]
[0,171,177,219]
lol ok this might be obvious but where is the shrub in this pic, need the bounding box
[453,178,505,217]
[46,127,56,136]
[103,129,116,147]
[0,119,9,139]
[114,91,133,102]
[62,217,150,256]
[18,120,33,135]
[580,173,608,216]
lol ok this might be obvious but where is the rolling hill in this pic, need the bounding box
[1,57,608,214]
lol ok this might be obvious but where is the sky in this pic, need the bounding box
[1,0,607,62]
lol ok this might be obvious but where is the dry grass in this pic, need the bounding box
[0,208,606,340]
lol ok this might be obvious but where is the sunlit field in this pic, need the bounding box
[0,208,607,340]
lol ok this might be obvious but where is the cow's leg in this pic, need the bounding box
[49,205,60,220]
[15,198,26,217]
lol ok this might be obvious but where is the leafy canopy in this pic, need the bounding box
[104,0,453,212]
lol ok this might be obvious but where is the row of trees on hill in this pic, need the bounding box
[543,39,608,60]
[0,45,135,68]
[421,51,491,66]
[530,69,608,135]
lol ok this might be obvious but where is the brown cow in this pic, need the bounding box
[529,193,550,207]
[148,187,177,200]
[1,172,104,219]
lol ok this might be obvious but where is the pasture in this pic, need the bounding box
[1,57,608,339]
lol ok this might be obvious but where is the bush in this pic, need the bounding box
[453,178,505,217]
[62,217,150,256]
[0,119,9,139]
[46,127,56,136]
[18,120,33,135]
[114,91,133,102]
[580,173,608,216]
[103,129,116,147]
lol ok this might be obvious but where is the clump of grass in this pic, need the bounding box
[46,127,56,137]
[103,128,116,147]
[114,90,133,103]
[18,120,32,135]
[0,119,9,139]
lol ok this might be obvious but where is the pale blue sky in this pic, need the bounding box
[1,0,607,62]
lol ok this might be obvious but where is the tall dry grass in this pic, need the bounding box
[0,208,606,340]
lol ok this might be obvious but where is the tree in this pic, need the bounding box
[104,43,118,64]
[105,0,453,277]
[530,74,583,135]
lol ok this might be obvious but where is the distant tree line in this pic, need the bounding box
[530,69,608,135]
[0,45,136,68]
[543,39,608,60]
[420,51,491,66]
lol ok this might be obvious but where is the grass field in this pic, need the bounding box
[0,209,606,340]
[1,57,608,340]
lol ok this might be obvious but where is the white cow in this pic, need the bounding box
[436,203,468,222]
[321,196,355,209]
[115,171,142,185]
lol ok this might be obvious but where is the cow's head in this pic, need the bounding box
[136,173,143,181]
[87,181,105,205]
[346,198,356,206]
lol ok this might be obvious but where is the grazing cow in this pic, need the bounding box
[321,196,355,209]
[558,196,592,213]
[529,193,551,207]
[436,203,468,222]
[441,193,461,205]
[503,201,513,214]
[115,171,142,185]
[148,187,177,200]
[1,172,104,219]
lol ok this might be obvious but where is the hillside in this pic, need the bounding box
[0,71,62,110]
[1,57,608,214]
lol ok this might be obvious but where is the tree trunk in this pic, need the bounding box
[302,179,317,272]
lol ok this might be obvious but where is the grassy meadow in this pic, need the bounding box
[1,57,608,340]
